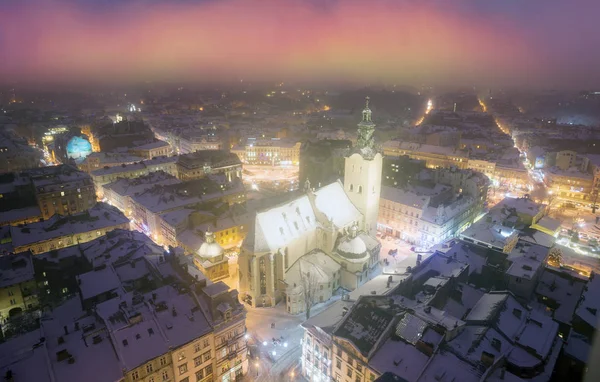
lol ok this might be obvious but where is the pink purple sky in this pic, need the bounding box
[1,0,598,88]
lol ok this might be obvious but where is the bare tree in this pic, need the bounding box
[300,266,320,320]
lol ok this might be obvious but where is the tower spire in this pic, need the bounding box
[362,96,372,122]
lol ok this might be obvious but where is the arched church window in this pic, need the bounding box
[358,185,363,194]
[349,184,354,192]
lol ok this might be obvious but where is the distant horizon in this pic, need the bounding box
[1,0,600,89]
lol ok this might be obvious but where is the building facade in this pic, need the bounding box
[231,138,301,166]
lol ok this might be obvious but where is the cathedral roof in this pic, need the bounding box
[313,181,362,228]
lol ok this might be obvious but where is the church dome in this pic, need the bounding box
[198,230,223,259]
[336,224,370,261]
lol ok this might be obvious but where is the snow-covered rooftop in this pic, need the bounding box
[41,297,123,382]
[312,181,362,228]
[460,220,518,251]
[532,216,561,234]
[536,267,586,324]
[381,185,430,210]
[369,336,430,381]
[10,203,128,249]
[0,205,41,225]
[575,272,600,329]
[253,194,317,252]
[103,170,180,197]
[506,241,548,279]
[79,229,164,267]
[0,252,35,288]
[286,250,341,288]
[77,266,122,301]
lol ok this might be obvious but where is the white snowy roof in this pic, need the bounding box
[336,235,368,258]
[253,194,317,252]
[79,229,164,267]
[77,266,121,301]
[198,240,223,259]
[460,221,517,250]
[369,337,429,381]
[286,250,341,287]
[492,197,546,218]
[412,252,468,281]
[575,273,600,329]
[144,286,211,349]
[41,298,122,382]
[442,283,485,320]
[160,208,194,228]
[103,170,180,197]
[466,293,510,323]
[114,258,152,283]
[131,187,201,214]
[313,181,362,228]
[381,185,429,209]
[177,230,204,252]
[443,243,488,275]
[532,216,561,233]
[10,203,129,248]
[506,241,548,279]
[302,299,356,333]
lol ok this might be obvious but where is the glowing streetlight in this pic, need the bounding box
[262,341,267,346]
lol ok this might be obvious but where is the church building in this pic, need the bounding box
[238,98,383,313]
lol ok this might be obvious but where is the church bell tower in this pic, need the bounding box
[343,97,383,236]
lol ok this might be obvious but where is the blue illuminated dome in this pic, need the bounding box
[66,135,92,161]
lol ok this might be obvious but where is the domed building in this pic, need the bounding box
[238,98,382,312]
[193,230,229,282]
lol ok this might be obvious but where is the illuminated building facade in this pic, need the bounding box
[231,138,301,166]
